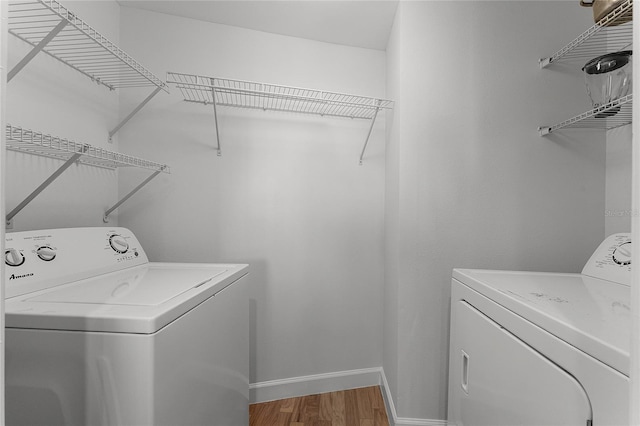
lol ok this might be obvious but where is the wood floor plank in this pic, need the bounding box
[356,387,373,419]
[250,399,282,425]
[373,408,388,426]
[331,390,347,426]
[280,397,296,413]
[302,394,320,423]
[370,386,383,410]
[249,386,389,426]
[319,392,332,421]
[345,389,359,425]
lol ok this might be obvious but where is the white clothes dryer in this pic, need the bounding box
[4,227,249,426]
[448,233,631,426]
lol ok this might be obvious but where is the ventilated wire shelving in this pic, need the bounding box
[539,0,633,68]
[166,71,394,164]
[538,94,632,135]
[7,0,168,139]
[5,125,170,226]
[538,0,633,135]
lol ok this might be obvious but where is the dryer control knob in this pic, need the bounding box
[613,242,632,265]
[36,246,56,261]
[5,248,25,267]
[109,235,129,254]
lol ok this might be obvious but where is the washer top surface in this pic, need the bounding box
[453,268,630,376]
[5,262,248,334]
[6,262,248,334]
[4,227,249,334]
[26,264,228,306]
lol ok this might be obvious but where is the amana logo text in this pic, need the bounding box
[9,273,34,280]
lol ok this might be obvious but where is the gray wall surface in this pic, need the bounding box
[384,1,608,420]
[117,6,387,387]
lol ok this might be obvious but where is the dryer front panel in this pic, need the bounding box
[448,300,592,426]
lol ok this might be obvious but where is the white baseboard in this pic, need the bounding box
[249,367,383,404]
[249,367,448,426]
[379,368,449,426]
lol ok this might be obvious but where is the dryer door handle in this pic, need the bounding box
[461,350,470,394]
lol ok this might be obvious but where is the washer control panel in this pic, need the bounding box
[582,233,631,286]
[4,227,148,298]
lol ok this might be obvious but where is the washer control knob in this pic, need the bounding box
[613,242,632,265]
[5,249,25,267]
[36,246,56,261]
[109,235,129,254]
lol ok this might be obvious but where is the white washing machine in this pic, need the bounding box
[4,227,249,426]
[448,233,631,426]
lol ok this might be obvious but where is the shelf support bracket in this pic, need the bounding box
[109,85,164,142]
[359,104,381,165]
[538,57,552,69]
[103,166,167,223]
[8,19,68,82]
[538,127,551,137]
[212,89,222,156]
[6,147,85,228]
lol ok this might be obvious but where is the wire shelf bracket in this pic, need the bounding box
[539,0,633,68]
[109,85,165,142]
[103,165,167,223]
[166,71,393,164]
[8,0,169,139]
[211,90,222,156]
[538,94,633,136]
[5,125,170,228]
[6,147,85,229]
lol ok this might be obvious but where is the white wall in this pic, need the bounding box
[116,7,387,389]
[385,1,606,421]
[5,0,121,231]
[606,125,633,235]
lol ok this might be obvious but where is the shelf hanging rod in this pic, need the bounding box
[8,18,67,82]
[6,145,87,228]
[109,85,165,142]
[103,165,167,223]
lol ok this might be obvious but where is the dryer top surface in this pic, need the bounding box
[453,268,630,376]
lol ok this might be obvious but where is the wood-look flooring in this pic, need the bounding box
[249,386,389,426]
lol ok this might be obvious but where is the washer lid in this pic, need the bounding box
[453,268,630,376]
[25,267,226,306]
[5,262,249,334]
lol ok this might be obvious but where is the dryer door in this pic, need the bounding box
[448,301,592,426]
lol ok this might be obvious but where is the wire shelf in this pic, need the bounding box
[6,125,170,172]
[167,72,393,120]
[8,0,167,91]
[540,0,633,68]
[539,94,632,135]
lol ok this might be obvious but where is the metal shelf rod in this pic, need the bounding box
[6,147,85,227]
[8,18,66,81]
[108,85,164,141]
[212,90,222,156]
[359,105,380,165]
[103,166,166,222]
